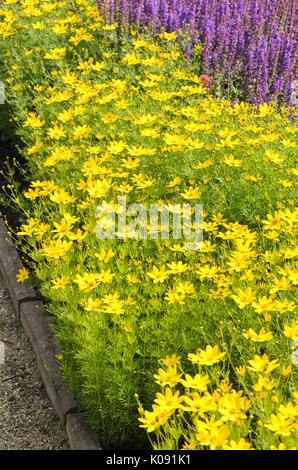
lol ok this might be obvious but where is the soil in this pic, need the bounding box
[0,272,70,450]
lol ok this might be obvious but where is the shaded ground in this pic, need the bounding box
[0,272,70,450]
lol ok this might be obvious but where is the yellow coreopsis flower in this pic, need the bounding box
[196,424,230,450]
[16,267,29,284]
[278,402,298,419]
[107,140,127,154]
[102,22,118,31]
[23,112,45,128]
[217,390,251,424]
[270,443,296,450]
[252,376,277,392]
[197,264,220,279]
[284,323,298,341]
[264,149,284,164]
[179,373,209,392]
[180,186,202,200]
[247,354,279,374]
[223,438,254,450]
[159,31,177,40]
[243,327,273,342]
[188,345,226,366]
[222,154,242,167]
[138,405,171,432]
[181,439,197,450]
[281,365,292,376]
[165,289,186,305]
[40,239,73,261]
[154,365,182,388]
[43,47,66,60]
[74,273,100,291]
[167,176,182,187]
[160,354,181,368]
[95,248,115,263]
[47,124,66,140]
[154,388,185,413]
[252,295,276,314]
[231,287,256,308]
[264,413,295,436]
[147,265,169,283]
[51,276,69,289]
[166,261,188,274]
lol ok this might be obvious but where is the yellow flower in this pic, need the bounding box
[252,296,276,314]
[51,276,69,289]
[159,31,177,40]
[262,212,283,230]
[43,47,66,60]
[107,140,127,154]
[180,186,202,200]
[274,298,296,314]
[95,248,115,263]
[16,267,29,284]
[235,365,246,377]
[284,323,298,341]
[160,354,181,368]
[247,354,279,374]
[264,413,295,436]
[102,22,118,31]
[197,264,220,279]
[23,112,45,128]
[154,388,185,413]
[278,402,298,418]
[74,273,100,292]
[188,345,226,366]
[138,405,171,432]
[125,274,141,285]
[196,424,230,450]
[281,365,292,376]
[181,439,197,450]
[231,287,256,308]
[51,214,78,239]
[47,124,66,140]
[222,154,242,167]
[179,373,209,392]
[165,289,186,305]
[166,261,188,275]
[183,392,217,413]
[154,365,182,387]
[27,140,42,155]
[264,149,284,164]
[252,376,277,392]
[242,327,273,342]
[24,187,40,200]
[223,438,254,450]
[217,390,251,424]
[147,265,169,283]
[167,176,182,187]
[270,443,296,450]
[102,293,124,315]
[52,23,68,34]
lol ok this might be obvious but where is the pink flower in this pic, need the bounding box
[199,74,211,84]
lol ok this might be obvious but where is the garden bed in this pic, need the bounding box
[0,0,297,451]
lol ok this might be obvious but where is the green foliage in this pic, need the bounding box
[0,0,297,450]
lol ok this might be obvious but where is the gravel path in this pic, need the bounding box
[0,272,70,450]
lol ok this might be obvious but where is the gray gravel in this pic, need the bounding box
[0,273,70,450]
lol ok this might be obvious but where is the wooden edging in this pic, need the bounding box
[0,213,101,450]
